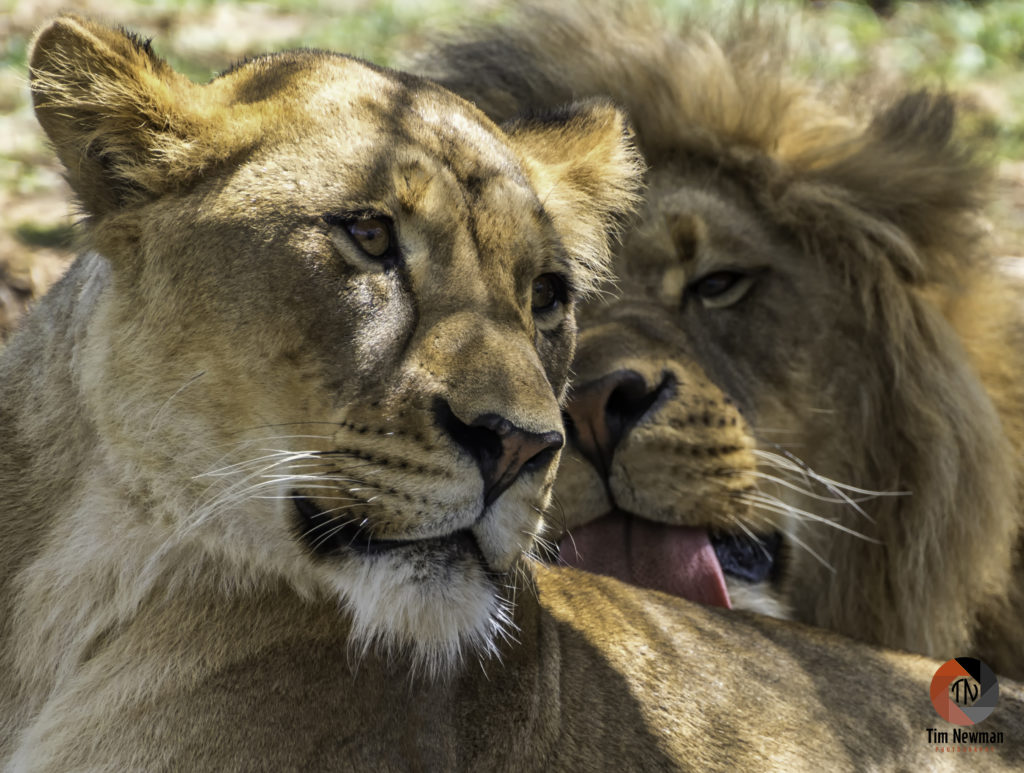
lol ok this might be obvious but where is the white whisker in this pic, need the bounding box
[750,470,876,512]
[723,513,775,563]
[253,494,363,503]
[738,492,881,543]
[145,370,207,444]
[306,514,366,550]
[753,448,910,497]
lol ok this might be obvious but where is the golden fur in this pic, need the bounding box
[422,2,1024,677]
[3,14,1024,771]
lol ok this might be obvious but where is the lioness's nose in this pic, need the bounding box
[436,401,564,507]
[565,370,671,478]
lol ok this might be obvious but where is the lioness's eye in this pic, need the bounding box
[323,212,397,265]
[532,273,566,314]
[346,216,392,258]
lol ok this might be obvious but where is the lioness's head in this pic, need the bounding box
[28,15,640,675]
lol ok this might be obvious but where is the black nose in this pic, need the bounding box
[435,400,564,507]
[564,370,673,477]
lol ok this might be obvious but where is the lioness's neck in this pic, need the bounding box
[0,253,155,738]
[0,254,110,583]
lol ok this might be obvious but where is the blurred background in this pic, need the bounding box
[2,0,1022,337]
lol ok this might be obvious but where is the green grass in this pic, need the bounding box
[14,221,76,249]
[1,0,1022,183]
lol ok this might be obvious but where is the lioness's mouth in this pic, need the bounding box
[557,510,781,609]
[292,491,482,560]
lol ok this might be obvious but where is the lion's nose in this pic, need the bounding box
[436,401,564,507]
[564,370,672,478]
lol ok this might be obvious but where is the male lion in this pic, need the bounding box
[3,14,1023,772]
[423,3,1024,678]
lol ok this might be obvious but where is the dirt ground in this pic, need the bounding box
[1,1,1022,338]
[992,161,1024,253]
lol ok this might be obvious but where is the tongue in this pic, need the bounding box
[558,512,732,609]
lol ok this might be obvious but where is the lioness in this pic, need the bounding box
[2,14,1023,772]
[424,3,1024,678]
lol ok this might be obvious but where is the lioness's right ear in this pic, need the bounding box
[504,100,644,295]
[30,15,246,218]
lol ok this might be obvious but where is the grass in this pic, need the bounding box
[793,0,1024,157]
[14,221,75,249]
[2,1,1021,151]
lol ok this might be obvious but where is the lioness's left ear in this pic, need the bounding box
[29,14,252,219]
[504,100,643,294]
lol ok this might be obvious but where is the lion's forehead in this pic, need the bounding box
[607,178,787,305]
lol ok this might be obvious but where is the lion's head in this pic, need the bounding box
[12,14,641,680]
[424,3,1024,674]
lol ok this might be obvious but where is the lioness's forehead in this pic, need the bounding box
[206,51,553,318]
[221,51,525,182]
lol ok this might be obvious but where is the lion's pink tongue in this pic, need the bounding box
[558,512,732,608]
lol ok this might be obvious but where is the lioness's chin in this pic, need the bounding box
[318,532,515,679]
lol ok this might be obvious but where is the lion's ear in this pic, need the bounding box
[504,100,644,294]
[782,91,991,284]
[861,91,990,271]
[30,15,243,218]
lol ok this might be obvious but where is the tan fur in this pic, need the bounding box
[3,14,1024,772]
[422,2,1024,677]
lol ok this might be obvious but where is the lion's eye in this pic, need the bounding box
[346,216,392,258]
[687,270,755,309]
[693,271,740,299]
[532,273,566,315]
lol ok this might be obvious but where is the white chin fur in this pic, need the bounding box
[725,577,792,620]
[325,550,514,680]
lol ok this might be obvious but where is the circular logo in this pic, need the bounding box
[930,658,999,726]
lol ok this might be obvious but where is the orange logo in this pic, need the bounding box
[930,658,999,726]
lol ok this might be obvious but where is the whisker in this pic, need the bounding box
[753,448,910,497]
[198,449,337,478]
[260,475,374,485]
[723,513,774,563]
[145,370,206,443]
[185,446,335,506]
[529,532,560,563]
[253,494,364,503]
[738,492,881,543]
[785,531,836,572]
[754,446,908,525]
[749,470,877,511]
[549,493,568,532]
[224,421,346,437]
[186,462,373,535]
[346,518,373,551]
[198,436,336,468]
[309,515,367,551]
